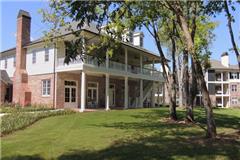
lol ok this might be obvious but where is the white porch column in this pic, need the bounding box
[140,54,143,73]
[125,48,128,72]
[105,74,110,110]
[124,76,128,109]
[80,71,86,112]
[140,79,143,108]
[151,82,155,107]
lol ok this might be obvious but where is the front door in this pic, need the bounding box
[64,81,77,108]
[87,82,98,108]
[109,84,115,106]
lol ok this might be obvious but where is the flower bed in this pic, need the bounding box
[1,109,75,136]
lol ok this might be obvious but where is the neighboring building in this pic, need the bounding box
[0,10,164,111]
[196,52,240,108]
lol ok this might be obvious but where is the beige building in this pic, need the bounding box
[0,10,165,110]
[196,53,240,108]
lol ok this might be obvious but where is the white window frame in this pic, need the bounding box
[230,72,239,79]
[231,85,237,92]
[42,79,51,97]
[32,51,36,64]
[231,97,238,105]
[64,80,78,104]
[44,48,49,62]
[87,82,99,104]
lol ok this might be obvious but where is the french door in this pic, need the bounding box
[64,81,77,108]
[87,82,98,108]
[109,84,115,106]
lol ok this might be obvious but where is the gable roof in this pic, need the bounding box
[0,22,160,59]
[0,70,12,84]
[210,60,239,70]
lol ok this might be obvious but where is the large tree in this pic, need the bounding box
[42,0,218,138]
[165,1,217,138]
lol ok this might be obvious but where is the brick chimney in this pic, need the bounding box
[13,10,31,106]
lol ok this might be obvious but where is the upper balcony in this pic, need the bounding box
[56,54,164,82]
[208,71,229,82]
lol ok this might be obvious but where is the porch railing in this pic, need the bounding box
[57,54,163,79]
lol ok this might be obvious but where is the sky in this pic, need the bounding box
[0,0,239,65]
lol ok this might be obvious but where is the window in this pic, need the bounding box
[231,85,237,92]
[64,81,77,103]
[42,79,51,96]
[231,97,238,105]
[44,48,49,62]
[13,56,16,67]
[4,59,7,69]
[230,72,239,79]
[32,51,36,64]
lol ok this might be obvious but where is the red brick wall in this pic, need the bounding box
[28,74,55,107]
[12,11,31,106]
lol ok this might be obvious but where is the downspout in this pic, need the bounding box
[53,43,56,109]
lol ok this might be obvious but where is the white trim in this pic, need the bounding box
[87,81,99,106]
[41,79,51,97]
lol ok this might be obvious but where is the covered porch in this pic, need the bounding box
[55,70,162,111]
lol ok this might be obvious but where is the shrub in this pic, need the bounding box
[1,109,75,136]
[0,103,53,113]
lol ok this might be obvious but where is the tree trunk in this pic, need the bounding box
[178,59,184,107]
[170,26,178,121]
[183,50,194,122]
[177,13,216,138]
[150,24,178,121]
[194,60,216,138]
[167,77,177,120]
[224,0,240,68]
[189,56,197,113]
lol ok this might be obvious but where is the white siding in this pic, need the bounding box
[26,47,55,75]
[0,56,16,77]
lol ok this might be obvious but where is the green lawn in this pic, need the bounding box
[1,108,240,160]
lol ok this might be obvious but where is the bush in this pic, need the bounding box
[0,103,53,113]
[1,109,75,136]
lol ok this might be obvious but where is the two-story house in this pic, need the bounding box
[0,10,165,111]
[196,52,240,107]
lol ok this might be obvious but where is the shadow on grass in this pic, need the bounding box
[56,135,240,160]
[2,155,44,160]
[3,108,240,160]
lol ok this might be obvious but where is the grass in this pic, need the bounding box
[1,110,75,136]
[1,107,240,160]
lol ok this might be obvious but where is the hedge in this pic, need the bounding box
[1,110,75,136]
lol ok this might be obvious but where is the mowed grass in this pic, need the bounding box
[1,107,240,160]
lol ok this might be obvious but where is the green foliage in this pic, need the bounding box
[0,103,53,113]
[1,110,75,136]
